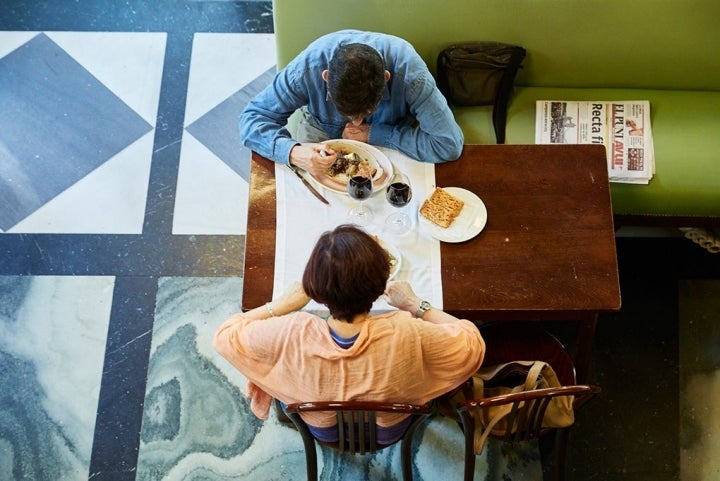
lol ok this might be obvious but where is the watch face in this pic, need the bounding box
[416,300,431,317]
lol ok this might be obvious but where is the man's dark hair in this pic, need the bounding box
[327,43,386,117]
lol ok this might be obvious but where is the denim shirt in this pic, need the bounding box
[239,30,464,166]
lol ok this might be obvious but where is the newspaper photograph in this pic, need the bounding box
[535,100,655,184]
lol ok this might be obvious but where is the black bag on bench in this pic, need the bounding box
[437,42,526,144]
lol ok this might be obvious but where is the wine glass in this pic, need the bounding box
[384,172,413,235]
[347,175,374,225]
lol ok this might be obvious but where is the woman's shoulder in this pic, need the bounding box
[368,311,426,334]
[283,311,328,325]
[372,312,479,335]
[372,310,414,323]
[233,311,328,334]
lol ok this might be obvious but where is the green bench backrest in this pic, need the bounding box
[273,0,720,91]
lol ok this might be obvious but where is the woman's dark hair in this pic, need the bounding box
[327,43,386,118]
[302,224,390,321]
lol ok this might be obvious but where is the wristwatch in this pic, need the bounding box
[416,300,432,317]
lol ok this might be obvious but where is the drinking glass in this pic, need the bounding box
[347,175,374,225]
[384,172,413,235]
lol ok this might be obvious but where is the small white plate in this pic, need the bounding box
[418,187,488,243]
[311,139,393,194]
[377,237,402,280]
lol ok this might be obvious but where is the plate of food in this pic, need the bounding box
[311,139,393,194]
[418,187,487,243]
[374,236,402,280]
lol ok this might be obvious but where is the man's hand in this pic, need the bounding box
[289,143,337,176]
[342,122,370,142]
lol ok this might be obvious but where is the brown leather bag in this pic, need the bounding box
[436,42,526,143]
[438,360,575,453]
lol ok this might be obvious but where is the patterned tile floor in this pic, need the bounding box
[0,22,540,480]
[2,2,720,481]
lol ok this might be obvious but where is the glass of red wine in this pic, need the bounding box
[385,172,413,235]
[347,175,374,225]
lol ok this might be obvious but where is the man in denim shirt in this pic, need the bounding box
[240,30,464,177]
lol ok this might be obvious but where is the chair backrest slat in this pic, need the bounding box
[336,411,345,453]
[347,411,356,453]
[529,398,552,440]
[456,384,601,481]
[504,402,521,443]
[357,410,366,454]
[368,411,377,452]
[285,401,432,481]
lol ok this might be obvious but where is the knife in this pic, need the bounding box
[288,165,330,205]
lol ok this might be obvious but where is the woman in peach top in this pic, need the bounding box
[214,224,485,443]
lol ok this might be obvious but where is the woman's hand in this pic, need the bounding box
[275,280,311,313]
[384,280,462,324]
[245,281,310,320]
[383,280,421,314]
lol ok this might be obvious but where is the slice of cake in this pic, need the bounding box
[420,188,465,228]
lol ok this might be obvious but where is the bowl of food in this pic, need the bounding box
[374,235,402,280]
[312,139,393,194]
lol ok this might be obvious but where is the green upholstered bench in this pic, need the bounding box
[271,0,720,227]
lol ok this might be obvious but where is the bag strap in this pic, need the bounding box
[473,402,511,453]
[472,360,545,453]
[492,46,526,144]
[523,361,546,390]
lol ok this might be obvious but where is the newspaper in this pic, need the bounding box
[535,100,655,184]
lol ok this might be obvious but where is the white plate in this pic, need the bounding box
[311,139,393,194]
[377,237,402,280]
[418,187,488,243]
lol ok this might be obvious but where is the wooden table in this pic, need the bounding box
[243,144,621,382]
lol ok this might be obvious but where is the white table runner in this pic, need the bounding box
[273,147,443,314]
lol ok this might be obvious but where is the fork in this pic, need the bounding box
[320,150,354,161]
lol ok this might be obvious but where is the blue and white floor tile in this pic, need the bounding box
[174,33,276,235]
[5,4,712,477]
[0,31,164,234]
[0,276,114,480]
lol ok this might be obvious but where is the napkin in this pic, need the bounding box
[273,147,443,315]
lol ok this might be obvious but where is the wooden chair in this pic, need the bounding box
[284,400,432,481]
[457,322,601,481]
[456,384,600,481]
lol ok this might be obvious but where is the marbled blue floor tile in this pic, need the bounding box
[136,277,541,480]
[0,276,114,480]
[137,277,271,480]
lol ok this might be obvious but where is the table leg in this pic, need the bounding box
[573,316,598,384]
